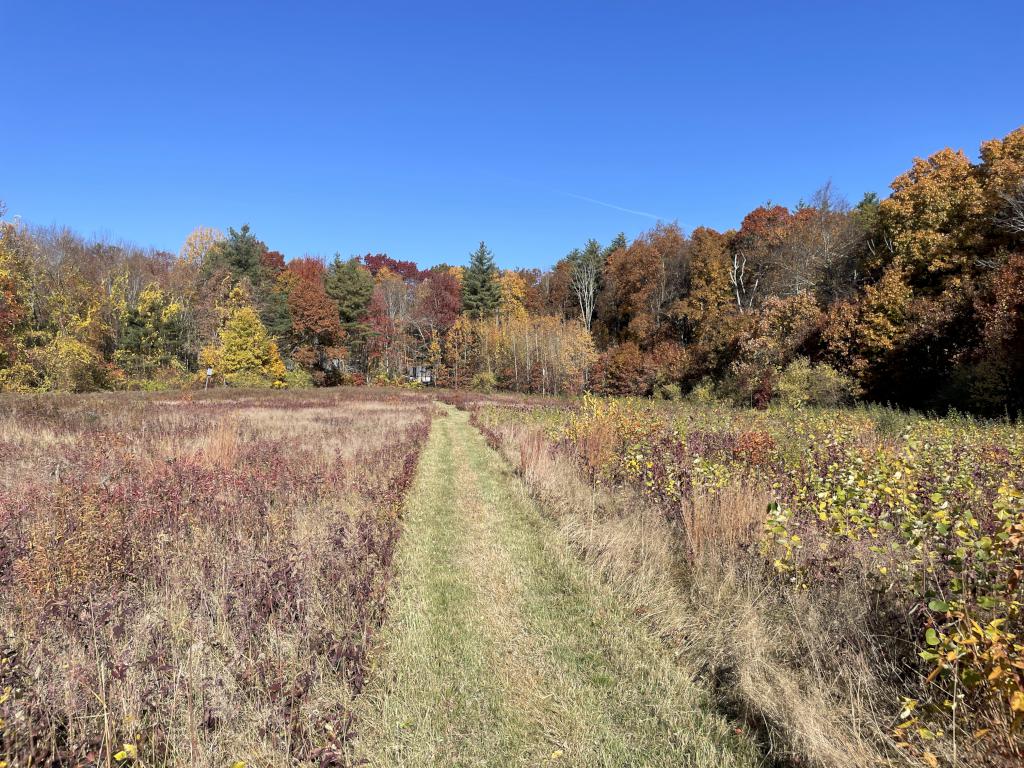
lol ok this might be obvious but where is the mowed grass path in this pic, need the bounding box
[355,406,762,768]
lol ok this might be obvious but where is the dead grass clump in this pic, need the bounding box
[195,416,240,469]
[11,492,134,609]
[681,484,768,559]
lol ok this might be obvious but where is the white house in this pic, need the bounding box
[407,364,432,384]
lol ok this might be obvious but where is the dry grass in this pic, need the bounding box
[485,416,914,768]
[682,485,769,559]
[0,387,434,767]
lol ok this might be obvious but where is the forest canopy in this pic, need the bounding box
[2,126,1022,413]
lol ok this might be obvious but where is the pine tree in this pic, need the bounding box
[325,255,374,325]
[603,232,628,259]
[462,241,501,319]
[204,225,268,287]
[260,283,293,341]
[115,283,187,377]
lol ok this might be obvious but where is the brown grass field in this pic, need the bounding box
[3,386,1021,768]
[0,388,433,767]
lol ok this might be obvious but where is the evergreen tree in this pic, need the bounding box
[260,282,293,341]
[324,255,375,373]
[203,224,268,287]
[201,225,291,339]
[603,232,628,260]
[462,241,501,319]
[115,284,187,377]
[325,255,374,325]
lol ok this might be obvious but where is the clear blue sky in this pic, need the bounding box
[3,1,1022,269]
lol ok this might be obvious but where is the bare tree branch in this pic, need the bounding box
[996,184,1024,236]
[569,243,601,332]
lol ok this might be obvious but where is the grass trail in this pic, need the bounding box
[355,406,762,767]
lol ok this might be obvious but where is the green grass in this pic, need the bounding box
[355,406,762,767]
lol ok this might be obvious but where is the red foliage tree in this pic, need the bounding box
[730,205,794,309]
[366,287,397,375]
[262,249,286,275]
[646,341,689,386]
[514,268,547,315]
[287,256,326,284]
[590,342,652,396]
[362,253,422,281]
[286,257,344,380]
[737,205,792,244]
[973,252,1024,411]
[598,223,688,347]
[415,270,462,334]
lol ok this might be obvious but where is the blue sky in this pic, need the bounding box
[3,1,1022,269]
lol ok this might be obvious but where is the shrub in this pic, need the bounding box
[775,357,860,408]
[0,360,36,392]
[120,361,190,392]
[470,370,497,393]
[685,377,722,404]
[338,371,366,386]
[28,334,107,392]
[370,372,405,387]
[864,402,914,441]
[652,382,682,401]
[724,336,778,408]
[472,395,1024,764]
[284,367,315,389]
[590,342,651,396]
[221,369,276,388]
[0,388,435,765]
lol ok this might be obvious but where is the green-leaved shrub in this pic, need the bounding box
[775,357,859,408]
[470,371,497,393]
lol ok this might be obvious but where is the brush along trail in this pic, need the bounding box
[355,405,761,767]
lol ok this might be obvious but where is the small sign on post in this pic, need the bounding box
[205,367,214,390]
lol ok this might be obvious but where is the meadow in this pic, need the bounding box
[459,392,1024,768]
[2,385,1021,768]
[0,388,433,767]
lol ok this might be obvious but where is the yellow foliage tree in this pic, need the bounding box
[442,314,474,388]
[877,148,984,284]
[979,126,1024,200]
[822,262,913,384]
[498,270,528,321]
[0,227,35,391]
[179,226,225,267]
[29,334,106,392]
[200,286,286,388]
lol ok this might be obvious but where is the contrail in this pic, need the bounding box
[494,174,669,222]
[559,191,664,221]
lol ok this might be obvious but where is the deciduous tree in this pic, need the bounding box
[876,148,985,288]
[201,285,287,388]
[569,239,602,332]
[729,205,791,311]
[286,257,344,380]
[179,226,224,267]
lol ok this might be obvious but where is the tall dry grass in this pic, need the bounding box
[485,415,914,768]
[0,387,435,767]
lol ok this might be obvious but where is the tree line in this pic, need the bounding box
[1,125,1022,412]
